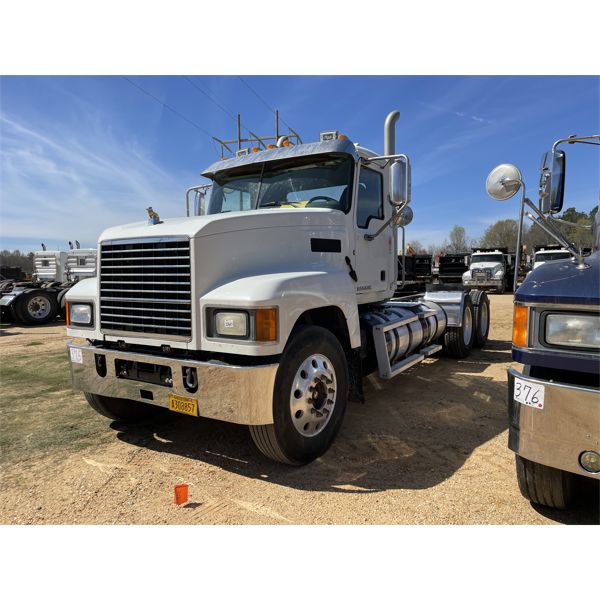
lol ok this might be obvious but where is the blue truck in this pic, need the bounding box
[485,134,599,509]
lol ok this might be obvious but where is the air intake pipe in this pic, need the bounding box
[384,110,400,155]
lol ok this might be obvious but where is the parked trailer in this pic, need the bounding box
[65,110,492,465]
[396,254,433,295]
[438,253,470,284]
[485,134,600,509]
[0,243,97,325]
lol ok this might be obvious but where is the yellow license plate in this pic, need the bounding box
[168,394,198,417]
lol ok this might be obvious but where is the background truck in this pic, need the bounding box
[438,252,470,284]
[462,247,515,293]
[531,244,572,270]
[0,242,97,325]
[485,134,600,509]
[65,110,492,465]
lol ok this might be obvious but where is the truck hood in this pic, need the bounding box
[516,252,599,306]
[98,209,346,243]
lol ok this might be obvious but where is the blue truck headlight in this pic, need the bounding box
[545,313,600,349]
[68,302,93,326]
[214,311,249,337]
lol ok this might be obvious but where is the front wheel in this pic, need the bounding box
[515,455,575,509]
[84,392,161,423]
[249,325,349,465]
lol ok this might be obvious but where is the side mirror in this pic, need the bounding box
[390,158,411,207]
[393,205,413,227]
[485,164,523,201]
[539,149,566,214]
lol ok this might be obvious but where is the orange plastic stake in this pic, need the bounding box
[174,484,188,505]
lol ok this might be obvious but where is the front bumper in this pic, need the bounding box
[463,279,502,289]
[68,342,277,425]
[508,368,600,479]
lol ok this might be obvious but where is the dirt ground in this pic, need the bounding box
[1,294,598,525]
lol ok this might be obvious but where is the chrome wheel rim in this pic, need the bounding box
[27,295,51,319]
[290,353,336,437]
[463,305,473,345]
[479,301,489,337]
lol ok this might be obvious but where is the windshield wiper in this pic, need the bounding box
[259,200,301,208]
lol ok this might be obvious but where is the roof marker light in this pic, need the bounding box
[320,131,340,141]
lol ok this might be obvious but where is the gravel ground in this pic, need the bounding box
[1,294,598,525]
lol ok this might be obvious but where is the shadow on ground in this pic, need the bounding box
[113,346,509,487]
[109,343,599,523]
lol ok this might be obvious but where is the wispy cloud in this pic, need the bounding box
[420,101,494,126]
[0,112,187,249]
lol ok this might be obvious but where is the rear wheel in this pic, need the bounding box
[470,290,490,348]
[14,291,58,325]
[515,455,575,509]
[84,392,161,423]
[442,295,475,358]
[249,325,349,465]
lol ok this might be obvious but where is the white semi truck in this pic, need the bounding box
[0,242,97,325]
[65,111,491,465]
[462,247,515,293]
[531,244,572,270]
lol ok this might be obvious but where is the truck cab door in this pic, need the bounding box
[353,164,395,299]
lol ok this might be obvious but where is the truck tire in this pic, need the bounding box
[57,288,69,318]
[14,291,59,325]
[442,294,475,358]
[470,290,490,348]
[84,392,160,423]
[515,455,574,509]
[249,325,349,465]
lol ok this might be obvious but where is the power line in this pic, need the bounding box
[237,76,295,132]
[121,76,219,157]
[184,76,237,122]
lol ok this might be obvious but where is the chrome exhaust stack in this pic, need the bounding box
[384,110,400,155]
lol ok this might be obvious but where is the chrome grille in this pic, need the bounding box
[100,237,192,339]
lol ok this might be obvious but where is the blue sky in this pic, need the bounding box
[0,75,598,252]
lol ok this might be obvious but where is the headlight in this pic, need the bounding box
[215,311,249,337]
[68,303,93,326]
[545,313,600,349]
[209,307,278,342]
[494,270,504,279]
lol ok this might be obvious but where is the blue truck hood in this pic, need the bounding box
[516,252,600,306]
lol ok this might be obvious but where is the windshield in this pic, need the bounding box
[472,254,503,263]
[206,155,354,215]
[535,252,572,262]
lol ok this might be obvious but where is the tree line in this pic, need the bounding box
[0,250,34,274]
[408,206,597,256]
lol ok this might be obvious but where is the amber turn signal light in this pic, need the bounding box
[65,302,70,326]
[255,308,278,342]
[512,305,528,347]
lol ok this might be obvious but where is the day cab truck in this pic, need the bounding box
[531,244,572,270]
[462,247,515,293]
[65,111,491,465]
[485,134,600,508]
[0,242,97,325]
